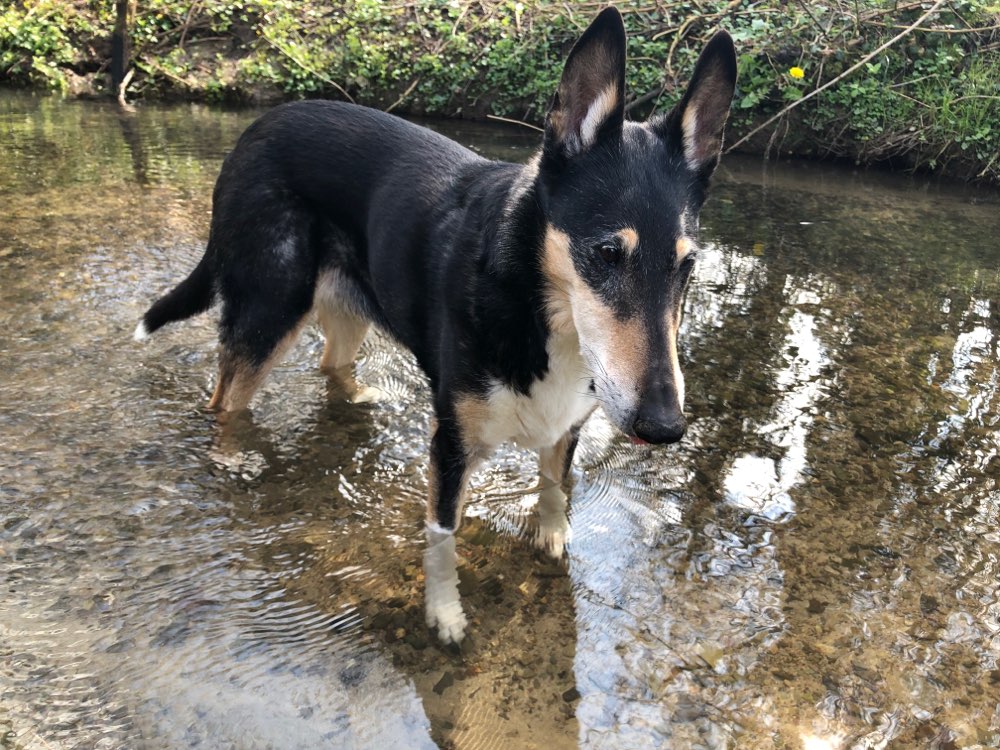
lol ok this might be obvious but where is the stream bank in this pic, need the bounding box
[2,2,998,181]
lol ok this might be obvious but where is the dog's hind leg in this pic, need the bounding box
[208,316,309,412]
[207,222,317,413]
[318,310,368,373]
[313,272,374,403]
[535,424,583,558]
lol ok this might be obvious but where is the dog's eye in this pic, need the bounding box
[596,242,622,267]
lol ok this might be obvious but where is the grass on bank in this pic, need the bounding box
[1,0,998,182]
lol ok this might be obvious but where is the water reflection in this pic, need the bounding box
[2,91,1000,748]
[722,276,832,521]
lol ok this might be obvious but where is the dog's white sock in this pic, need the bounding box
[424,524,467,644]
[535,477,570,558]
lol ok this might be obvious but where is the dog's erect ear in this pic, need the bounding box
[655,30,737,176]
[544,7,626,159]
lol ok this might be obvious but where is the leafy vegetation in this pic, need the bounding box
[1,1,998,182]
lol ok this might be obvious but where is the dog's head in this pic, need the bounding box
[538,7,736,445]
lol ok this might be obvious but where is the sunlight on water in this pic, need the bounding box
[2,91,1000,748]
[800,732,844,750]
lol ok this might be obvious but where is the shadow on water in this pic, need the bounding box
[2,90,1000,749]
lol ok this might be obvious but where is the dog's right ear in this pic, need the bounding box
[544,7,626,161]
[652,30,737,180]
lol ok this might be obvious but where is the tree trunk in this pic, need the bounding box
[111,0,131,93]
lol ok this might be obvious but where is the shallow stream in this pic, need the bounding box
[2,91,1000,749]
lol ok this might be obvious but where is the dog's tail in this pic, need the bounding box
[134,252,215,342]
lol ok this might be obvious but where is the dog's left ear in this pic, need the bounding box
[544,7,626,160]
[654,30,737,178]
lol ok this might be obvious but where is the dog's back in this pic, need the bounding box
[138,100,509,403]
[219,100,479,244]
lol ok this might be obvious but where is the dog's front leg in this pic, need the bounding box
[535,425,582,558]
[424,410,483,644]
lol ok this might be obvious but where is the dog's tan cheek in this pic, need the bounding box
[573,282,647,389]
[542,226,576,334]
[541,225,646,390]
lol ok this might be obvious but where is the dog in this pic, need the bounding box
[135,7,737,644]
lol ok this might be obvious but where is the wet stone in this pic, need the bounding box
[433,671,455,695]
[151,619,191,647]
[807,598,827,614]
[534,562,565,578]
[369,611,392,630]
[851,663,880,684]
[673,697,705,722]
[3,516,27,531]
[920,593,939,615]
[404,632,428,650]
[339,663,366,687]
[457,567,478,597]
[481,577,502,597]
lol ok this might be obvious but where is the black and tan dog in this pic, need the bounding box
[135,7,736,643]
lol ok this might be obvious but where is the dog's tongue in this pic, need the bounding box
[630,436,649,446]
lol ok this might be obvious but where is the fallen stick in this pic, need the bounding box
[486,113,544,132]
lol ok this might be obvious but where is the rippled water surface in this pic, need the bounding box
[3,91,1000,749]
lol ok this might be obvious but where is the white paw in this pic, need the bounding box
[535,516,570,558]
[424,526,466,644]
[425,598,468,644]
[348,384,384,404]
[535,484,569,558]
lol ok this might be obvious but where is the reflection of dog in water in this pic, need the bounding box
[135,7,736,644]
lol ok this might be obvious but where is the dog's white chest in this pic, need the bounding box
[480,334,595,449]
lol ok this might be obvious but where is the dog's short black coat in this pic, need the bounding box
[137,7,737,643]
[148,102,556,392]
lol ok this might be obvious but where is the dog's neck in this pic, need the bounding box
[448,155,566,395]
[491,154,547,269]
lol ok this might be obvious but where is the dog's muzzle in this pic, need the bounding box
[631,380,687,444]
[632,411,687,445]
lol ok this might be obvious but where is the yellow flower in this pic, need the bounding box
[789,66,805,79]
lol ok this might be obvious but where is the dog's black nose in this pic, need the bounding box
[632,412,687,445]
